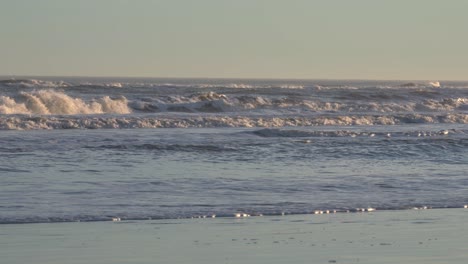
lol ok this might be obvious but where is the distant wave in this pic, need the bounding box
[2,78,463,93]
[77,82,124,88]
[400,81,441,88]
[0,78,308,90]
[0,79,70,88]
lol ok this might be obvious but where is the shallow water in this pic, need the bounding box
[1,125,467,223]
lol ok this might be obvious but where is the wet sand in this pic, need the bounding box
[1,208,467,264]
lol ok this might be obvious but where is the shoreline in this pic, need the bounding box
[2,208,467,264]
[1,206,467,225]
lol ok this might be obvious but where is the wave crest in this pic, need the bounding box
[0,90,130,115]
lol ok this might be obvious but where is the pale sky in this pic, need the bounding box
[1,0,468,80]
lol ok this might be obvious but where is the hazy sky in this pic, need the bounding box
[1,0,468,80]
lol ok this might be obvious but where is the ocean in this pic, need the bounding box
[0,77,467,224]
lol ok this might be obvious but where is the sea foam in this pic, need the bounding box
[1,113,468,130]
[0,90,130,115]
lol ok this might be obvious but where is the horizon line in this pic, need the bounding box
[0,74,465,82]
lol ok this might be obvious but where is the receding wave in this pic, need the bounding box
[1,205,467,224]
[0,90,130,115]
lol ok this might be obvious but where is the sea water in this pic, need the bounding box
[0,77,467,223]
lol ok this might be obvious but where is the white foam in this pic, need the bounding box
[0,90,130,115]
[1,113,468,130]
[0,96,29,114]
[234,213,250,218]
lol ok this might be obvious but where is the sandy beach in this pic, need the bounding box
[1,208,467,264]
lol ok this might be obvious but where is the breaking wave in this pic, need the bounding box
[0,90,130,115]
[2,90,467,116]
[1,78,467,130]
[1,113,468,130]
